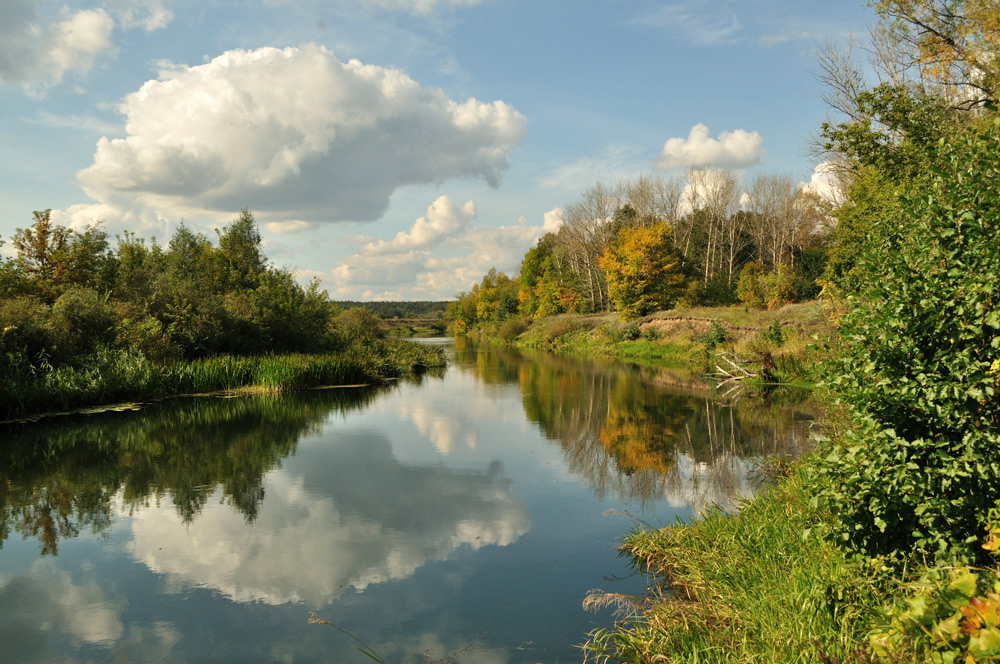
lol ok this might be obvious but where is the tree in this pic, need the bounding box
[872,0,1000,109]
[598,222,685,320]
[217,208,267,290]
[11,210,71,301]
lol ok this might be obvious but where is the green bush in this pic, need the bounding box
[497,316,529,341]
[737,262,767,309]
[694,321,730,350]
[50,286,116,358]
[0,296,52,359]
[334,307,385,344]
[761,263,799,309]
[543,318,582,342]
[620,323,641,341]
[810,118,1000,564]
[761,321,785,346]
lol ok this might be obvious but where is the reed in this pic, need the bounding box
[0,340,446,421]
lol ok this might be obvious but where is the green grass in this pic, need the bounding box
[581,463,891,663]
[468,302,833,381]
[0,340,446,421]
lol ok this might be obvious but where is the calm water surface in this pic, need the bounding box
[0,339,815,663]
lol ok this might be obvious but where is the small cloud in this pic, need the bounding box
[361,0,486,15]
[630,2,742,47]
[264,220,315,234]
[655,124,764,170]
[0,2,116,95]
[20,111,124,136]
[542,207,564,234]
[362,196,476,255]
[108,0,173,32]
[326,196,556,299]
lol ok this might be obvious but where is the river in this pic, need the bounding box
[0,338,815,663]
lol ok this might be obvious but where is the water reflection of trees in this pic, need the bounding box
[0,387,387,555]
[455,340,815,511]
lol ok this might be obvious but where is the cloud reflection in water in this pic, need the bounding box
[129,432,529,606]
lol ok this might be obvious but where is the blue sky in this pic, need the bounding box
[0,0,873,300]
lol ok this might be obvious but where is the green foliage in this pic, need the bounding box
[331,300,448,319]
[334,307,386,345]
[822,84,957,181]
[496,316,529,341]
[216,207,267,290]
[0,295,52,360]
[694,321,731,350]
[674,280,705,309]
[583,466,887,663]
[0,207,370,418]
[811,118,1000,564]
[761,321,785,346]
[870,567,1000,663]
[825,167,906,292]
[475,268,519,323]
[50,286,116,359]
[621,323,641,341]
[737,262,767,308]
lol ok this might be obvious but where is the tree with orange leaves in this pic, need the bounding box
[598,221,685,320]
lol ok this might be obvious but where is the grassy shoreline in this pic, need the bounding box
[1,339,446,423]
[580,460,892,663]
[467,301,834,390]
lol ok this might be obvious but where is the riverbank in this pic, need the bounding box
[580,461,889,663]
[468,300,833,387]
[0,339,446,422]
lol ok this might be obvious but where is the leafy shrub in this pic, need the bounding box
[642,327,660,341]
[335,307,385,345]
[50,286,116,358]
[760,321,785,346]
[0,295,52,359]
[115,306,180,362]
[543,319,582,342]
[694,321,730,350]
[497,316,529,341]
[810,118,1000,564]
[737,262,767,309]
[761,263,799,309]
[620,323,641,341]
[869,568,1000,663]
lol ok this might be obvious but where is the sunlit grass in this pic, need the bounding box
[581,464,889,663]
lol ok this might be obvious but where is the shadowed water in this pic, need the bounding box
[0,339,815,663]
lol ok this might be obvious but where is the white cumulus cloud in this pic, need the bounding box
[363,196,476,255]
[798,160,845,206]
[655,123,764,170]
[0,1,115,94]
[74,43,526,226]
[327,196,559,300]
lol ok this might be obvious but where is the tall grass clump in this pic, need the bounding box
[582,465,887,663]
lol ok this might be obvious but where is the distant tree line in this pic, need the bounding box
[333,301,448,319]
[450,170,832,327]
